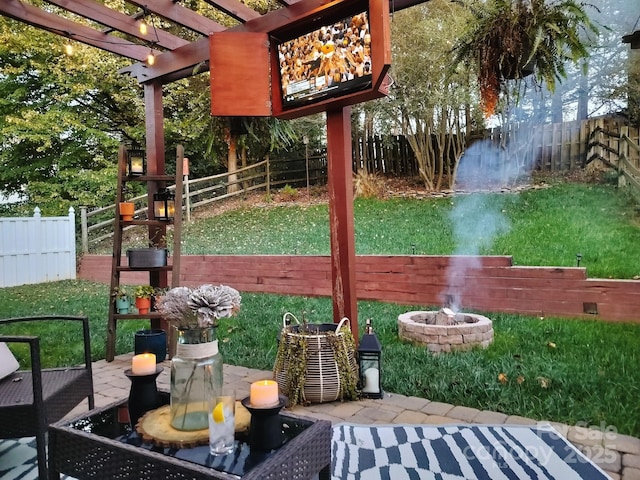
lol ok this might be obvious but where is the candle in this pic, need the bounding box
[130,157,144,174]
[362,367,379,393]
[250,380,279,407]
[131,353,156,375]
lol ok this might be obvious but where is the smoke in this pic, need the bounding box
[440,134,538,311]
[442,193,510,312]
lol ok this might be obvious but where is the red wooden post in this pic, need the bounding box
[326,107,359,341]
[144,81,169,331]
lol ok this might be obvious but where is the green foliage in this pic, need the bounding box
[0,19,136,213]
[378,0,475,190]
[1,278,639,435]
[279,184,298,200]
[451,0,599,116]
[174,182,640,279]
[0,280,145,362]
[111,286,129,301]
[133,285,155,299]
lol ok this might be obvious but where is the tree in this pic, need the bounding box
[0,19,143,214]
[374,0,476,190]
[0,0,319,215]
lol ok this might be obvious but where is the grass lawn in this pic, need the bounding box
[173,182,640,279]
[2,179,640,437]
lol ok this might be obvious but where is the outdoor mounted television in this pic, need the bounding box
[209,0,389,118]
[274,10,373,110]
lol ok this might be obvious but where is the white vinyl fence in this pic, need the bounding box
[0,207,76,287]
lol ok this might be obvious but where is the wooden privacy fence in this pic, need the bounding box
[351,118,638,177]
[77,253,640,323]
[0,207,76,287]
[619,130,640,196]
[466,120,587,173]
[352,134,418,176]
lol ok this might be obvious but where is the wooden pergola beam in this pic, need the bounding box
[0,0,154,61]
[201,0,262,23]
[126,0,226,35]
[120,0,331,83]
[44,0,189,50]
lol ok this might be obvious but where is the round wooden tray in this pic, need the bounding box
[136,401,251,449]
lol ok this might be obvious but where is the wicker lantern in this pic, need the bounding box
[153,188,175,221]
[358,318,383,399]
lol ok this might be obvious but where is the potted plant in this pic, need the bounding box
[451,0,599,117]
[118,201,135,221]
[273,313,359,407]
[133,285,155,314]
[151,286,167,312]
[112,286,131,314]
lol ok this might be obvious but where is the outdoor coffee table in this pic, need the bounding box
[48,397,331,480]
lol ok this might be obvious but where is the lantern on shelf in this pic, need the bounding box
[153,188,175,221]
[127,146,145,176]
[358,318,383,399]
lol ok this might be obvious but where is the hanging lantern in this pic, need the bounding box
[358,318,383,399]
[153,188,175,221]
[127,146,145,176]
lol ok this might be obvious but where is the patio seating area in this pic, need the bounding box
[48,354,636,479]
[1,353,638,479]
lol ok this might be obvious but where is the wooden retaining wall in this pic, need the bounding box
[78,254,640,323]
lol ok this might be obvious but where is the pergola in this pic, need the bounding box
[1,0,422,339]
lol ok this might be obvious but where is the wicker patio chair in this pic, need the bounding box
[0,315,95,479]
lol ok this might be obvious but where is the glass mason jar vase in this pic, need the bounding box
[170,326,222,430]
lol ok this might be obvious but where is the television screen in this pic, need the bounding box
[276,11,372,109]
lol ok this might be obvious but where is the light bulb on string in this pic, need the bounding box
[64,42,73,56]
[139,19,148,35]
[147,49,155,66]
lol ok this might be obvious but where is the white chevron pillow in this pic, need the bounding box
[0,342,20,380]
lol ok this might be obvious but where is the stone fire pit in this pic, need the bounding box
[398,309,494,353]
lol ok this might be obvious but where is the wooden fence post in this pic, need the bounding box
[80,206,88,254]
[266,155,270,197]
[619,126,630,189]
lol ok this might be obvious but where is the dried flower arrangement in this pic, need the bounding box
[156,284,241,329]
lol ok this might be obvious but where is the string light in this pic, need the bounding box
[53,8,161,66]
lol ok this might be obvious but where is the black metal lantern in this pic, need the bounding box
[358,318,383,399]
[127,146,145,176]
[153,188,175,221]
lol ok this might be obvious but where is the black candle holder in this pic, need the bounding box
[125,366,163,428]
[241,395,288,451]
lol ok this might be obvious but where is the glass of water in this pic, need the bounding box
[209,391,235,455]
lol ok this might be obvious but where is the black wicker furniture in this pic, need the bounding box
[0,315,95,479]
[48,397,331,480]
